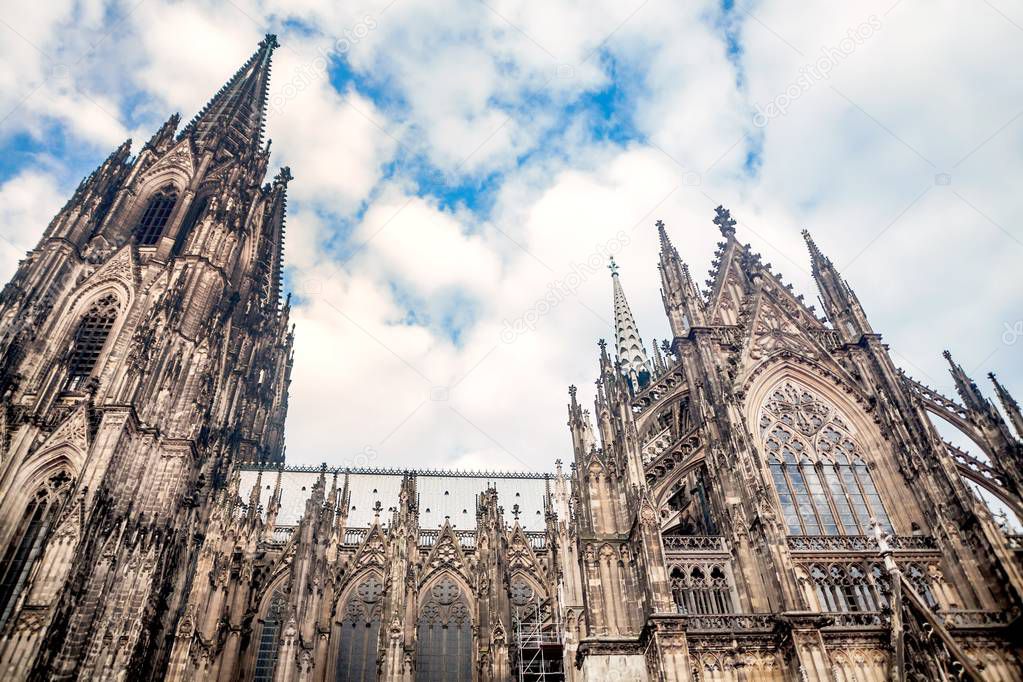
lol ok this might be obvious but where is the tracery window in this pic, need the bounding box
[416,576,471,682]
[66,294,119,392]
[134,187,177,245]
[336,575,383,682]
[0,472,72,628]
[510,576,540,625]
[760,381,892,536]
[254,589,286,682]
[808,562,887,613]
[668,563,732,615]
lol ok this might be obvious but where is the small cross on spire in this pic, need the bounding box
[608,257,619,276]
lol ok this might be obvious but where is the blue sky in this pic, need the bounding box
[0,0,1021,483]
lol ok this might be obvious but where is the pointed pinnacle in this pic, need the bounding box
[713,205,737,237]
[656,219,673,253]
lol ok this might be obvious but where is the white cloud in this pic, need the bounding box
[0,171,65,274]
[0,0,1019,475]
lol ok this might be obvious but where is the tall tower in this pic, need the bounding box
[0,35,294,680]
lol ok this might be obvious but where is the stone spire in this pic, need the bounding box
[609,257,651,391]
[657,219,706,338]
[990,373,1023,439]
[180,34,278,159]
[650,338,666,375]
[803,229,872,342]
[943,350,988,414]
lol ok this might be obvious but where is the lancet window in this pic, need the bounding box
[0,472,72,628]
[416,576,471,682]
[135,186,177,245]
[336,575,383,682]
[254,590,286,682]
[66,294,120,392]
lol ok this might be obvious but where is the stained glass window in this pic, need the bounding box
[254,590,287,682]
[416,576,471,682]
[761,381,892,536]
[336,575,383,682]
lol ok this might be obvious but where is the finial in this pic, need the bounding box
[713,205,737,237]
[512,504,521,521]
[656,219,674,254]
[608,257,619,276]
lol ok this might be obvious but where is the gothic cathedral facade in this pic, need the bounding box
[0,37,1020,682]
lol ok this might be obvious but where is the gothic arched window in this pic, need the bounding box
[760,381,892,536]
[134,187,177,245]
[0,472,72,628]
[510,576,540,625]
[66,294,120,392]
[668,563,732,615]
[253,589,286,682]
[416,576,471,682]
[336,574,383,682]
[809,562,886,613]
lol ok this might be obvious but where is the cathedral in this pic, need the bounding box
[0,36,1021,682]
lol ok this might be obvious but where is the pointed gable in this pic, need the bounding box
[84,244,138,289]
[422,522,469,582]
[353,524,387,569]
[506,524,544,577]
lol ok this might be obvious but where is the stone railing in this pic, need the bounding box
[820,611,886,629]
[343,528,369,546]
[418,529,439,548]
[271,527,294,544]
[942,610,1010,629]
[806,328,843,350]
[663,535,728,554]
[685,613,774,633]
[787,535,937,553]
[418,529,476,550]
[525,531,547,551]
[457,530,476,550]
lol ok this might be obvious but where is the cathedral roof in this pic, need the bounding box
[240,466,554,532]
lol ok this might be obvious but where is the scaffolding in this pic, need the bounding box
[512,599,565,682]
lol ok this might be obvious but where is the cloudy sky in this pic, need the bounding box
[0,0,1020,473]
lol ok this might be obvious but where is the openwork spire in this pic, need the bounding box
[181,34,278,158]
[989,373,1023,439]
[609,257,651,389]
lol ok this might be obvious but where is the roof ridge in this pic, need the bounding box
[239,464,554,479]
